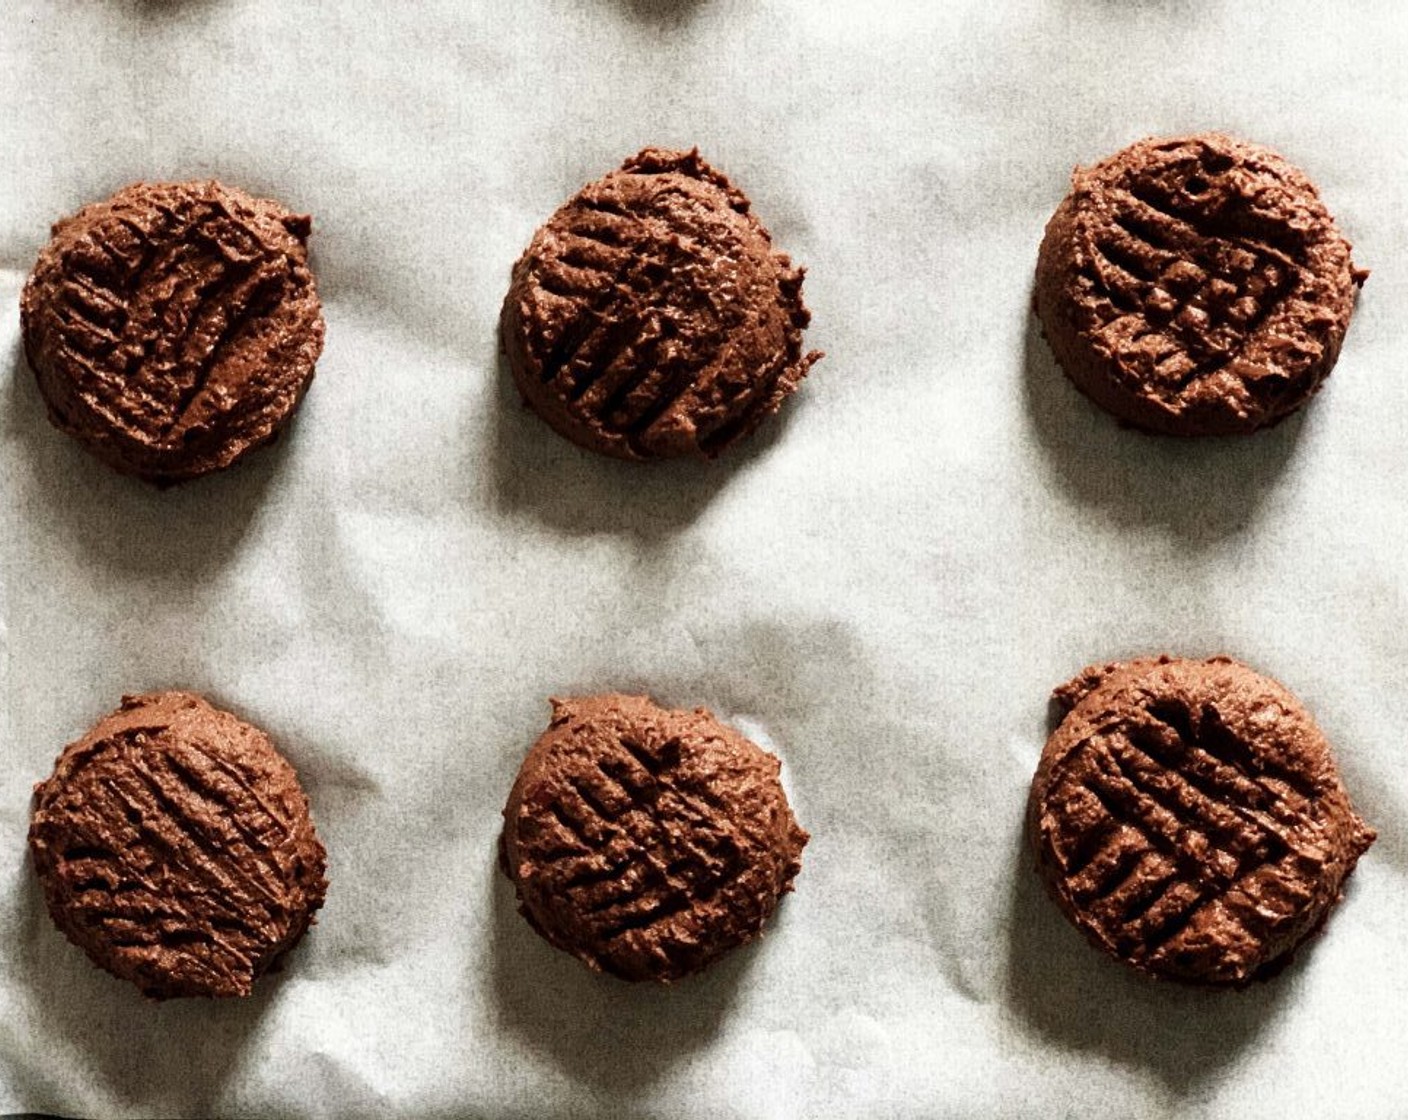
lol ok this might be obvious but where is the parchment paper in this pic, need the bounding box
[2,1,1407,1116]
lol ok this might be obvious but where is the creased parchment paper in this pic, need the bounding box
[2,1,1407,1116]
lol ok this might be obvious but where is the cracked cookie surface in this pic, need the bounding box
[500,148,820,460]
[501,694,807,982]
[29,692,328,999]
[21,180,324,484]
[1029,656,1374,986]
[1034,134,1363,435]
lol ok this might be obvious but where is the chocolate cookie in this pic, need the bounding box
[1034,134,1364,435]
[501,694,807,981]
[1028,656,1374,986]
[500,148,821,460]
[29,692,328,999]
[20,180,325,484]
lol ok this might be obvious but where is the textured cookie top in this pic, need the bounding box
[21,180,325,483]
[501,148,821,460]
[29,692,328,999]
[1035,134,1362,435]
[502,694,807,982]
[1029,656,1374,986]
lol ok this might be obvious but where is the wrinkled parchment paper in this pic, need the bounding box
[3,1,1407,1116]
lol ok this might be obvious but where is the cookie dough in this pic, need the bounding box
[501,694,808,981]
[29,692,328,999]
[1028,656,1374,986]
[500,148,821,460]
[1034,134,1363,435]
[21,180,325,484]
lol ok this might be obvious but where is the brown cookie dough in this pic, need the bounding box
[1034,134,1364,435]
[500,148,821,460]
[29,692,328,999]
[21,180,325,484]
[1028,656,1374,987]
[501,694,807,981]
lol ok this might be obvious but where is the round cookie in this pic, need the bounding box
[1034,134,1364,435]
[501,694,808,982]
[1028,656,1374,987]
[21,180,325,484]
[500,148,821,461]
[29,692,328,999]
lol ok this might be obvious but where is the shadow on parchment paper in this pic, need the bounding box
[127,0,224,16]
[488,854,750,1098]
[1022,312,1306,547]
[489,347,791,541]
[613,0,709,26]
[1003,831,1291,1094]
[5,342,283,580]
[11,849,273,1113]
